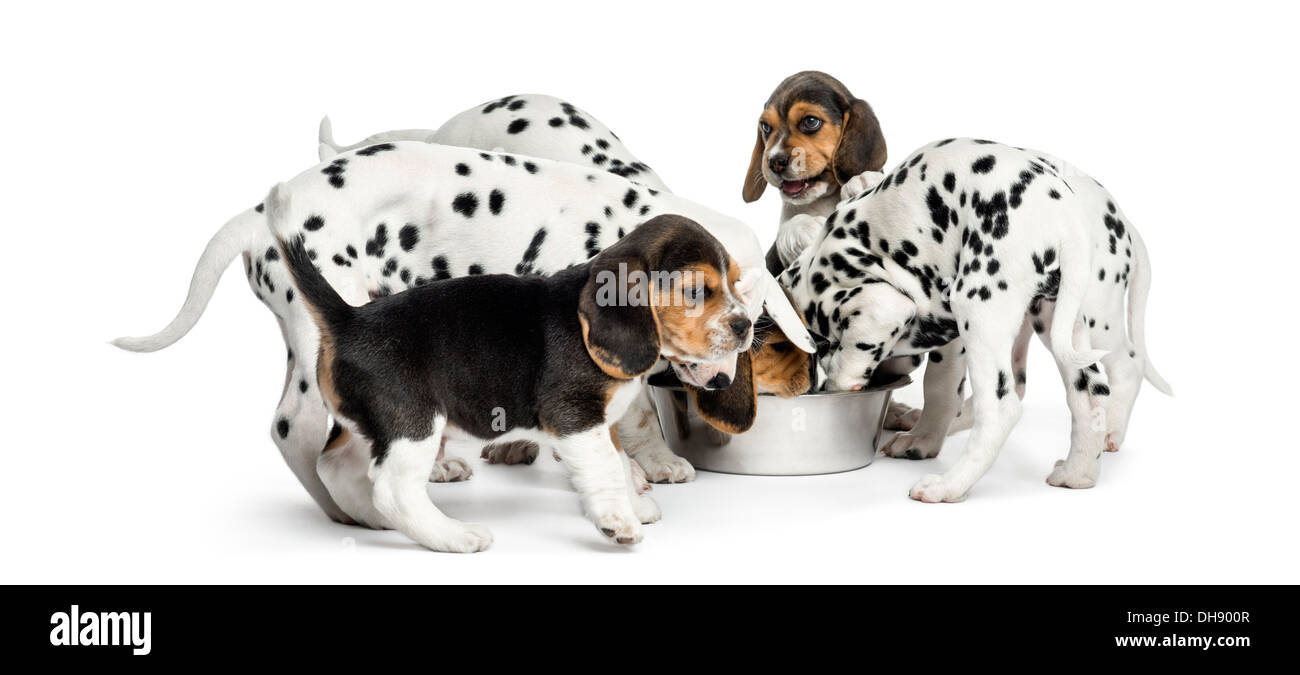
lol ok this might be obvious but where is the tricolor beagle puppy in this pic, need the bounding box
[743,72,927,427]
[318,94,815,479]
[114,137,805,529]
[267,182,750,551]
[743,71,888,267]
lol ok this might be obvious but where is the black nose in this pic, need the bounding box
[769,154,788,174]
[706,373,732,390]
[729,316,752,340]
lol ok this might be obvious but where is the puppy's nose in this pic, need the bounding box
[729,316,752,340]
[706,373,732,390]
[769,154,789,174]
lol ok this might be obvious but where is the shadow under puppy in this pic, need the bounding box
[268,188,753,552]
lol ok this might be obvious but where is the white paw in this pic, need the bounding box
[429,456,473,483]
[840,171,885,201]
[438,522,494,553]
[629,459,652,495]
[1104,431,1122,452]
[908,473,970,503]
[1046,459,1098,489]
[594,511,643,545]
[636,453,696,483]
[480,440,539,465]
[634,495,662,524]
[883,401,922,431]
[775,214,823,265]
[882,432,943,460]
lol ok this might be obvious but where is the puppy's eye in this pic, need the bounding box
[684,285,712,303]
[799,116,822,133]
[759,121,772,136]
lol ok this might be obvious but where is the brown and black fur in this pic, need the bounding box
[743,70,887,203]
[279,215,755,461]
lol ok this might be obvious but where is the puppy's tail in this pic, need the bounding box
[1126,226,1173,395]
[264,183,355,331]
[111,207,262,352]
[1049,216,1108,371]
[318,116,341,161]
[318,115,437,160]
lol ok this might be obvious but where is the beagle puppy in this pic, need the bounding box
[268,192,753,551]
[316,95,814,482]
[743,71,887,231]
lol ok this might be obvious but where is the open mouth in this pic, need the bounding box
[781,179,815,197]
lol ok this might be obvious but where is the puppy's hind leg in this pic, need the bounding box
[556,427,644,545]
[369,417,493,553]
[949,309,1037,434]
[317,424,390,530]
[910,299,1026,503]
[273,319,353,524]
[1044,321,1111,489]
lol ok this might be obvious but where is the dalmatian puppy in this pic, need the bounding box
[319,95,668,192]
[781,138,1171,502]
[115,139,812,527]
[318,94,817,481]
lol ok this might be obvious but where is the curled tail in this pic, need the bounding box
[265,184,354,330]
[111,208,262,352]
[1049,217,1108,371]
[1126,227,1173,395]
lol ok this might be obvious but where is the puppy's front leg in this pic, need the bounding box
[609,425,660,525]
[883,339,968,460]
[556,426,644,545]
[617,389,695,483]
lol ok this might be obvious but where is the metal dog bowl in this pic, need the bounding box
[648,375,911,476]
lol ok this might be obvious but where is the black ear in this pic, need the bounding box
[687,351,758,434]
[832,98,887,184]
[743,130,768,203]
[579,255,662,379]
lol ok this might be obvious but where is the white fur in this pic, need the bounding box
[783,139,1171,501]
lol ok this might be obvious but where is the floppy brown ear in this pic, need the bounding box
[579,256,662,379]
[751,322,812,398]
[832,98,888,184]
[742,131,768,203]
[687,351,758,434]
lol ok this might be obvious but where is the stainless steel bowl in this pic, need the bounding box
[647,375,912,476]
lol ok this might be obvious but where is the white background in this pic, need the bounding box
[3,1,1297,584]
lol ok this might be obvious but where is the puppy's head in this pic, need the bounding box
[579,214,754,382]
[743,71,887,206]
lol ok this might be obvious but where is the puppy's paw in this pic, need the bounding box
[634,494,662,525]
[1046,459,1098,489]
[636,452,696,484]
[440,522,494,553]
[908,473,970,503]
[629,459,652,495]
[882,432,943,460]
[840,171,885,201]
[1103,431,1122,452]
[775,214,823,265]
[594,512,643,545]
[480,440,539,465]
[429,456,473,483]
[883,401,922,431]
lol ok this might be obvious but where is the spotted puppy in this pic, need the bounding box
[781,138,1171,502]
[115,140,809,527]
[320,95,815,476]
[268,198,744,550]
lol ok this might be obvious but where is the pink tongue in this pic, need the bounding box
[782,180,809,195]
